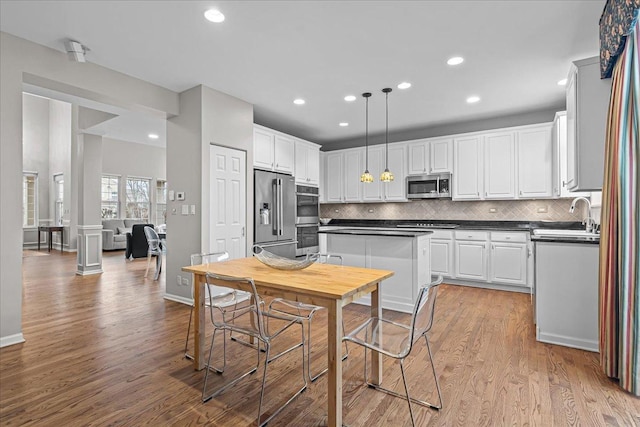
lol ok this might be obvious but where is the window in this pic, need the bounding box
[156,180,167,225]
[126,177,150,220]
[101,175,120,219]
[54,174,64,225]
[23,173,37,227]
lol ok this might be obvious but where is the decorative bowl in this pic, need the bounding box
[252,245,319,270]
[319,218,331,225]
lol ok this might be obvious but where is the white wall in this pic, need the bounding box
[0,31,179,347]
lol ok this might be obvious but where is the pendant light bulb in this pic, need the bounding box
[360,92,373,183]
[380,88,394,182]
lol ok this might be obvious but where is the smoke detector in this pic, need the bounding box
[64,39,88,62]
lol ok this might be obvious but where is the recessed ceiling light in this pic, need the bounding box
[447,56,464,66]
[148,133,159,139]
[204,9,225,23]
[397,82,412,89]
[344,95,356,102]
[557,78,568,86]
[339,122,349,127]
[293,98,305,105]
[466,96,480,104]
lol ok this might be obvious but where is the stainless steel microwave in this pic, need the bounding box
[406,173,452,199]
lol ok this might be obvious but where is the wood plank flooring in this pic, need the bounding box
[1,250,638,426]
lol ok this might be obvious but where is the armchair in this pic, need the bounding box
[125,223,154,259]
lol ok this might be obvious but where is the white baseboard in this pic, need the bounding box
[75,269,104,276]
[164,293,193,306]
[0,333,25,348]
[537,330,599,352]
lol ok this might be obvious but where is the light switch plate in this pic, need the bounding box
[190,205,196,215]
[168,190,175,201]
[181,204,189,215]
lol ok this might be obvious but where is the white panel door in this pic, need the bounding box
[384,144,407,201]
[455,240,488,281]
[431,239,453,278]
[326,152,344,202]
[407,140,429,174]
[343,149,363,202]
[210,145,246,259]
[518,126,553,198]
[490,242,527,286]
[253,128,274,170]
[430,138,453,173]
[453,136,483,200]
[274,135,294,174]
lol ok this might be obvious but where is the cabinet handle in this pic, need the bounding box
[562,180,567,187]
[506,236,511,240]
[519,191,523,196]
[485,192,488,197]
[476,192,480,197]
[491,244,495,250]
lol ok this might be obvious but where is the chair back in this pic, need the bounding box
[407,275,443,354]
[144,226,162,254]
[205,272,266,340]
[317,253,343,265]
[190,252,231,299]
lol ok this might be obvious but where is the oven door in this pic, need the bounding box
[295,224,319,256]
[296,193,319,224]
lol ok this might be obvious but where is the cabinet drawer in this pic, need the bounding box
[490,231,528,243]
[429,229,453,239]
[455,230,488,241]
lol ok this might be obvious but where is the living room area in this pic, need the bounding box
[22,90,167,265]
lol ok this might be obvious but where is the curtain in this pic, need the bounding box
[599,13,639,396]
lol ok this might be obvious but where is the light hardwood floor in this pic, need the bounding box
[1,250,638,426]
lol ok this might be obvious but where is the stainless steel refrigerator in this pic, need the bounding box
[254,170,296,259]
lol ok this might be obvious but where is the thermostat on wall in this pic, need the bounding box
[176,191,185,201]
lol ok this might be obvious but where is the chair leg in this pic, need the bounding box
[144,253,152,278]
[400,359,416,427]
[307,317,349,382]
[423,334,443,410]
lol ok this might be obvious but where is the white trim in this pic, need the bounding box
[76,268,104,276]
[163,293,193,306]
[0,333,25,348]
[85,234,102,267]
[77,224,102,230]
[536,330,598,353]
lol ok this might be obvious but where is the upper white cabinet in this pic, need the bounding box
[552,112,589,198]
[430,138,453,173]
[453,135,483,200]
[319,152,327,202]
[407,138,452,175]
[325,149,363,203]
[517,124,553,198]
[566,56,612,191]
[294,140,320,186]
[253,125,294,174]
[484,131,516,199]
[363,145,407,202]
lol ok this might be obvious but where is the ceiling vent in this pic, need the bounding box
[64,39,88,63]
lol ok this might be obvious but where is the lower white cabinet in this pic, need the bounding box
[326,232,430,313]
[455,240,488,281]
[490,242,528,286]
[430,229,454,278]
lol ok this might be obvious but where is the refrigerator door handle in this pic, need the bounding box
[277,178,284,236]
[272,179,278,236]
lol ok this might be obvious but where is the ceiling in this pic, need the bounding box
[0,1,605,147]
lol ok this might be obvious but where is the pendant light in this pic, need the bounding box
[360,92,374,183]
[380,87,394,182]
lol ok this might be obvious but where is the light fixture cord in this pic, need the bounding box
[385,91,389,169]
[365,96,369,169]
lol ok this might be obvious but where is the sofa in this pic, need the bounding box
[102,219,145,250]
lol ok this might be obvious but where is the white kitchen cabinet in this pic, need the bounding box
[253,125,294,174]
[429,229,454,278]
[453,135,483,200]
[430,138,453,173]
[325,152,344,202]
[566,56,612,191]
[326,232,430,313]
[552,112,590,199]
[407,138,452,175]
[363,144,407,202]
[454,230,489,280]
[489,231,529,286]
[319,152,326,203]
[535,241,599,351]
[484,131,516,199]
[517,124,553,198]
[325,149,363,203]
[294,140,320,186]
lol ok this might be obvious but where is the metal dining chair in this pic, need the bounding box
[343,275,444,426]
[184,252,253,372]
[202,272,306,427]
[143,226,163,280]
[267,253,349,382]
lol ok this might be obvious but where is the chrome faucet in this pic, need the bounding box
[569,197,594,232]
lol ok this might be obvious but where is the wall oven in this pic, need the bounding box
[406,173,452,199]
[295,185,319,256]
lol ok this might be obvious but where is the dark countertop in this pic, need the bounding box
[319,219,599,244]
[318,228,432,237]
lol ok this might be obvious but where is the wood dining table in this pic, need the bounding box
[182,256,394,427]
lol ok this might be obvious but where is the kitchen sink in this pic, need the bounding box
[532,229,600,238]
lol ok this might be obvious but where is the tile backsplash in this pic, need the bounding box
[320,198,588,222]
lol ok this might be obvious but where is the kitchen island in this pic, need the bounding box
[319,228,431,313]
